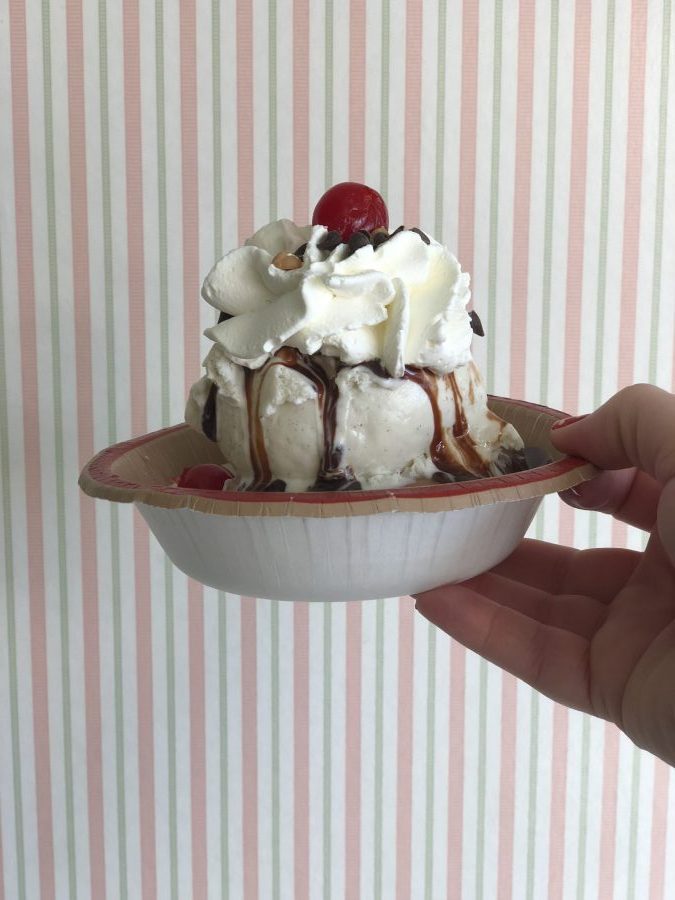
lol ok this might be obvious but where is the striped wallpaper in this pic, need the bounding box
[1,0,674,897]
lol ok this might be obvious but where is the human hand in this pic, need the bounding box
[414,384,675,766]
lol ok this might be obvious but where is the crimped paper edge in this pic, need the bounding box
[79,396,599,519]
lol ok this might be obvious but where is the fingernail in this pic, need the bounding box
[551,413,588,431]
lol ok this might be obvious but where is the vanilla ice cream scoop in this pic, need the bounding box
[185,186,525,491]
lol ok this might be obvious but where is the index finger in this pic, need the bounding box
[550,384,675,485]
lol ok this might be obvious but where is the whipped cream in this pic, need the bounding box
[201,219,473,377]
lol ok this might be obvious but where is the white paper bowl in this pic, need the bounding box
[79,396,597,601]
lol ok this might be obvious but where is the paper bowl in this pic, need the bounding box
[79,396,597,601]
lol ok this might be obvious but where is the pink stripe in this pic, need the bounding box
[344,603,362,900]
[498,6,535,891]
[597,725,620,897]
[554,42,590,900]
[447,643,465,900]
[561,0,591,418]
[649,762,669,899]
[179,6,208,896]
[509,0,535,402]
[122,1,157,895]
[395,598,414,900]
[348,0,366,183]
[496,675,517,899]
[8,2,56,897]
[188,583,207,900]
[457,0,479,275]
[293,0,310,221]
[558,0,592,559]
[617,0,648,390]
[547,705,568,900]
[241,599,259,899]
[293,604,310,899]
[65,1,107,895]
[403,1,423,225]
[132,514,156,899]
[611,519,628,548]
[237,0,254,239]
[180,0,201,382]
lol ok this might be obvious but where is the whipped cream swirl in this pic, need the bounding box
[201,219,473,377]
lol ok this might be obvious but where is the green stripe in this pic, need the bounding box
[486,0,504,392]
[626,747,642,899]
[590,0,616,551]
[323,607,332,900]
[41,2,77,895]
[218,596,230,899]
[324,0,334,187]
[212,0,223,258]
[649,0,671,386]
[434,0,447,239]
[525,692,540,900]
[424,625,436,900]
[0,245,27,900]
[540,0,560,405]
[575,716,591,900]
[271,603,280,900]
[474,658,489,899]
[268,0,278,219]
[156,0,170,427]
[380,1,390,200]
[373,600,385,899]
[165,560,178,900]
[98,1,127,894]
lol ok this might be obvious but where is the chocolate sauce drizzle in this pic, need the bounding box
[201,382,219,442]
[201,350,514,491]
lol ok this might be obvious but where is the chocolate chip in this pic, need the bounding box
[345,230,371,256]
[372,230,389,249]
[523,447,551,469]
[469,310,484,337]
[410,227,430,244]
[263,479,287,492]
[390,225,405,237]
[217,311,232,323]
[317,230,342,252]
[294,242,307,258]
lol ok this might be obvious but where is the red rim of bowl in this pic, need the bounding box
[81,395,592,507]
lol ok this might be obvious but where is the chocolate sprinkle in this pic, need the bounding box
[410,227,430,244]
[469,310,484,337]
[294,242,307,258]
[317,230,342,252]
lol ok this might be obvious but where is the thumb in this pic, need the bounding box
[550,384,675,485]
[551,384,675,564]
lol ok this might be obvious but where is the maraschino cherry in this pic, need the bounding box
[312,182,388,241]
[176,464,232,490]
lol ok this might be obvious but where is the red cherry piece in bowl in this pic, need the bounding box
[176,464,232,491]
[312,182,388,241]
